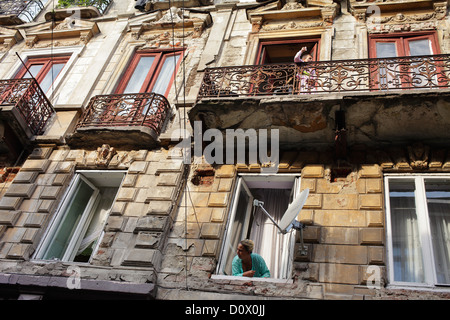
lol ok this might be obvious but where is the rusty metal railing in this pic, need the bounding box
[77,92,171,135]
[198,54,450,100]
[0,78,54,135]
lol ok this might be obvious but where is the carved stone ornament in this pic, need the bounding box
[24,18,100,48]
[408,142,430,170]
[95,144,117,167]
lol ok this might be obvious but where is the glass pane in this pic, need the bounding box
[73,187,119,262]
[409,39,432,56]
[42,179,95,260]
[389,180,425,283]
[425,179,450,284]
[39,63,66,93]
[376,42,398,58]
[151,54,180,96]
[224,185,251,275]
[123,56,155,94]
[22,64,44,79]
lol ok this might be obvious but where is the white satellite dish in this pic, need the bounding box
[253,188,309,234]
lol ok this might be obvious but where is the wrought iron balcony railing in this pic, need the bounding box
[56,0,112,14]
[0,0,44,24]
[198,54,450,100]
[77,92,171,136]
[0,78,54,135]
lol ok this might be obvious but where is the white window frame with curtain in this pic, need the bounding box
[384,174,450,289]
[34,170,125,263]
[214,174,301,281]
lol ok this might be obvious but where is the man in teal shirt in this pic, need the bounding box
[232,239,270,278]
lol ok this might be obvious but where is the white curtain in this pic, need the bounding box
[250,188,291,279]
[390,195,425,283]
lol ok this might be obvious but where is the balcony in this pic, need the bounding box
[68,92,171,150]
[191,54,450,151]
[45,0,112,20]
[0,0,45,25]
[197,54,450,99]
[0,78,54,164]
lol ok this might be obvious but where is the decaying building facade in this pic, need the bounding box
[0,0,449,300]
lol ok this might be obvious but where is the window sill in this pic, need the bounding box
[210,274,293,285]
[386,283,450,293]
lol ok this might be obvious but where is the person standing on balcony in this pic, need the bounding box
[294,46,316,93]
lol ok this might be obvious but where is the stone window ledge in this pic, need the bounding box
[210,274,293,285]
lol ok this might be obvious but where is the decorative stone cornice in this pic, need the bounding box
[24,18,100,48]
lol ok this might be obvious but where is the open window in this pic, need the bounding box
[35,171,125,263]
[216,174,301,279]
[256,39,319,64]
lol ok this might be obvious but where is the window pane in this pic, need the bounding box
[152,54,180,95]
[376,42,398,58]
[389,180,425,283]
[408,39,432,56]
[73,187,118,262]
[39,63,66,93]
[42,180,95,260]
[425,179,450,284]
[224,185,251,275]
[22,64,44,79]
[123,56,155,94]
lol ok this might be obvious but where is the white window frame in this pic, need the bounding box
[34,170,125,263]
[384,173,450,289]
[8,46,84,102]
[214,173,301,280]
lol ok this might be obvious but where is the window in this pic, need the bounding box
[15,56,70,94]
[369,32,441,89]
[385,175,450,287]
[35,171,124,262]
[216,175,300,279]
[256,39,319,64]
[116,50,183,97]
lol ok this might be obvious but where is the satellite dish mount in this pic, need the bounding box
[253,188,309,256]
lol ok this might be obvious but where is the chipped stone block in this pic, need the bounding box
[29,147,53,160]
[202,240,219,257]
[0,197,23,210]
[12,171,39,184]
[155,160,184,174]
[147,201,172,215]
[52,174,70,186]
[217,178,233,192]
[105,216,125,232]
[54,161,75,174]
[146,186,175,202]
[302,165,324,178]
[359,194,383,210]
[200,223,222,239]
[128,161,148,174]
[21,228,39,244]
[21,159,50,172]
[359,165,382,178]
[6,243,31,260]
[121,248,161,268]
[157,173,181,186]
[215,165,235,178]
[40,186,62,200]
[4,184,36,198]
[116,188,137,202]
[135,216,169,232]
[207,192,228,207]
[135,232,162,249]
[359,228,384,245]
[0,210,21,226]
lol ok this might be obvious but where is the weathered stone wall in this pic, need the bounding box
[0,145,185,296]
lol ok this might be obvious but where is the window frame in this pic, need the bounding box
[369,31,441,58]
[34,170,125,263]
[384,174,450,289]
[255,38,321,65]
[115,49,183,97]
[8,46,82,100]
[215,173,301,280]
